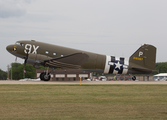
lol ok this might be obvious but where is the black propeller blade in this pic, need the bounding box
[23,51,29,76]
[15,57,17,62]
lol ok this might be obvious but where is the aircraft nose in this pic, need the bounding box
[6,45,14,52]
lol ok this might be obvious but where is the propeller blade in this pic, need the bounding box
[23,51,29,74]
[15,57,17,62]
[24,58,27,71]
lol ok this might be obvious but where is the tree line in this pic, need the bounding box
[0,69,7,80]
[0,63,37,80]
[0,62,167,80]
[9,63,36,80]
[154,62,167,74]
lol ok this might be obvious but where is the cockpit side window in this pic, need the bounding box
[15,42,24,47]
[20,43,24,47]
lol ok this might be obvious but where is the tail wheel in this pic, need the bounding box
[132,76,136,81]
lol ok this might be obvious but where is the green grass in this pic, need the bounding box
[0,84,167,120]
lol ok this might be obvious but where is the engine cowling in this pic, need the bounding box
[26,53,52,67]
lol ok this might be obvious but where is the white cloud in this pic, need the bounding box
[0,0,35,18]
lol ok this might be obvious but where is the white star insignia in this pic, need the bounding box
[115,61,122,70]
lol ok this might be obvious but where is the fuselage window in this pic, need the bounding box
[46,51,49,54]
[53,53,57,55]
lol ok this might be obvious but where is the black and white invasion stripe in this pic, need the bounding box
[104,55,129,74]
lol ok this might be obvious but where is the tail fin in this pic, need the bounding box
[129,44,156,74]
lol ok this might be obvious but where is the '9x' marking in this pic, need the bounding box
[24,44,39,54]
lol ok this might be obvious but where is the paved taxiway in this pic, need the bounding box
[0,80,167,84]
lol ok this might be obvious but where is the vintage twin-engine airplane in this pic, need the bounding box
[6,40,156,81]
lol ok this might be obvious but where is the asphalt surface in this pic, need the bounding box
[0,80,167,84]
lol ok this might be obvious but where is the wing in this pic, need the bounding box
[44,53,89,69]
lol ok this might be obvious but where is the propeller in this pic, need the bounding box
[23,51,29,77]
[15,57,17,62]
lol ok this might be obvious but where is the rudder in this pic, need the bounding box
[129,44,156,73]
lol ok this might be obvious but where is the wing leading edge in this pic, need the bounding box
[44,53,89,69]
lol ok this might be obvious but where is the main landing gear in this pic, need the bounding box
[40,72,51,81]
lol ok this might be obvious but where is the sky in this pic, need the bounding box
[0,0,167,71]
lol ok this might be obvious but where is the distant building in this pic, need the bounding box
[153,73,167,81]
[36,69,91,81]
[103,74,153,81]
[36,69,155,81]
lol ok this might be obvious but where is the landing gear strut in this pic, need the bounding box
[40,72,51,81]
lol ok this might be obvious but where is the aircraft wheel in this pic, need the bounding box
[40,72,51,81]
[40,72,45,81]
[132,76,136,81]
[43,73,51,81]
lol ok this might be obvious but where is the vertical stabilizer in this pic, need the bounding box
[129,44,156,73]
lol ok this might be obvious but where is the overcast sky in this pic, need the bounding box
[1,0,167,71]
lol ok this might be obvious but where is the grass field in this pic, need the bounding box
[0,84,167,120]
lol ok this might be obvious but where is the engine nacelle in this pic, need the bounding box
[26,53,52,67]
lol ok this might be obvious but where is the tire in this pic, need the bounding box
[40,72,45,81]
[132,76,136,81]
[40,72,51,81]
[43,74,51,81]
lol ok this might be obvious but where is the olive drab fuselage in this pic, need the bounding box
[6,40,156,75]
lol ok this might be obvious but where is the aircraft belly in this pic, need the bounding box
[81,61,95,69]
[95,55,106,70]
[104,55,129,74]
[81,54,105,70]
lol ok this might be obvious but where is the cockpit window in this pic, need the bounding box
[20,43,24,46]
[15,42,24,47]
[15,42,20,45]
